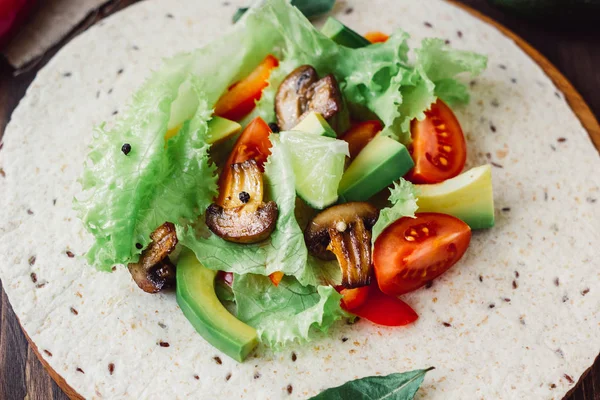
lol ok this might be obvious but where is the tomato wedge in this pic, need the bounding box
[214,55,279,121]
[269,271,284,286]
[339,120,383,159]
[374,213,471,296]
[217,117,273,204]
[337,286,370,311]
[406,99,467,184]
[350,282,418,326]
[364,31,389,44]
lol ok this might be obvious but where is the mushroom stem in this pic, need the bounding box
[128,222,178,293]
[327,218,372,288]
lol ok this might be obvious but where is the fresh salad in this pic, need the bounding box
[75,0,493,363]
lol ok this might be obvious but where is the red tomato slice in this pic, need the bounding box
[214,55,279,121]
[350,282,418,326]
[217,117,273,204]
[406,100,467,184]
[364,31,389,44]
[269,271,284,286]
[340,120,383,159]
[337,285,370,311]
[374,213,471,296]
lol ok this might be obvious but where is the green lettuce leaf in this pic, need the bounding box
[233,273,345,349]
[248,1,486,143]
[309,367,434,400]
[178,136,339,287]
[75,77,218,270]
[372,178,419,241]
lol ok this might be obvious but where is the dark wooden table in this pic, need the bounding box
[0,1,598,399]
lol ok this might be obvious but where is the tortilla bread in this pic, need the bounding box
[0,0,598,398]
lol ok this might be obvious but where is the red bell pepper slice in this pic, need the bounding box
[340,120,383,159]
[364,31,389,44]
[214,55,279,121]
[348,282,418,326]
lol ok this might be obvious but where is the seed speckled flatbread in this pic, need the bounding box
[0,0,598,399]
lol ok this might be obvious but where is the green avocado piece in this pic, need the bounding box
[292,112,337,138]
[338,135,414,202]
[176,250,258,362]
[321,17,371,49]
[415,164,495,229]
[206,116,242,145]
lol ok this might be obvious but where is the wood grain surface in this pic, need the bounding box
[0,1,598,399]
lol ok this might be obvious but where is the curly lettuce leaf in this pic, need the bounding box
[178,136,338,287]
[248,0,486,143]
[75,77,219,270]
[372,178,419,241]
[75,0,295,270]
[233,273,345,349]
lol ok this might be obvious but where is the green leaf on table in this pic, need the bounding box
[233,0,336,23]
[372,178,419,241]
[309,367,434,400]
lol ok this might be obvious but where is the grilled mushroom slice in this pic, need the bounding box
[128,222,178,293]
[275,65,343,131]
[304,202,379,288]
[206,160,278,244]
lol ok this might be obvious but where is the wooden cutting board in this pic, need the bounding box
[0,1,598,399]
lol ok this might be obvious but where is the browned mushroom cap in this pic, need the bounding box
[304,202,379,288]
[128,222,178,293]
[206,160,278,244]
[275,65,343,131]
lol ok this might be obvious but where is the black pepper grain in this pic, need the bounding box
[135,243,143,249]
[291,352,297,361]
[424,22,433,28]
[225,373,232,381]
[287,384,293,394]
[194,374,200,380]
[76,368,85,374]
[442,322,452,327]
[159,341,170,347]
[30,272,37,283]
[239,191,250,203]
[109,363,115,375]
[122,143,132,155]
[213,356,223,365]
[268,122,280,133]
[512,280,518,289]
[564,374,574,384]
[66,251,75,258]
[70,307,79,315]
[44,350,52,357]
[28,256,36,266]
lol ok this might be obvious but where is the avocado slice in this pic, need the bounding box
[338,135,414,202]
[165,116,241,144]
[321,17,371,49]
[415,164,495,230]
[292,112,337,138]
[176,250,258,362]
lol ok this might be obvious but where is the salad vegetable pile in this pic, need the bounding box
[75,0,494,362]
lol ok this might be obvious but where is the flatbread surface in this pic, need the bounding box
[0,0,598,399]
